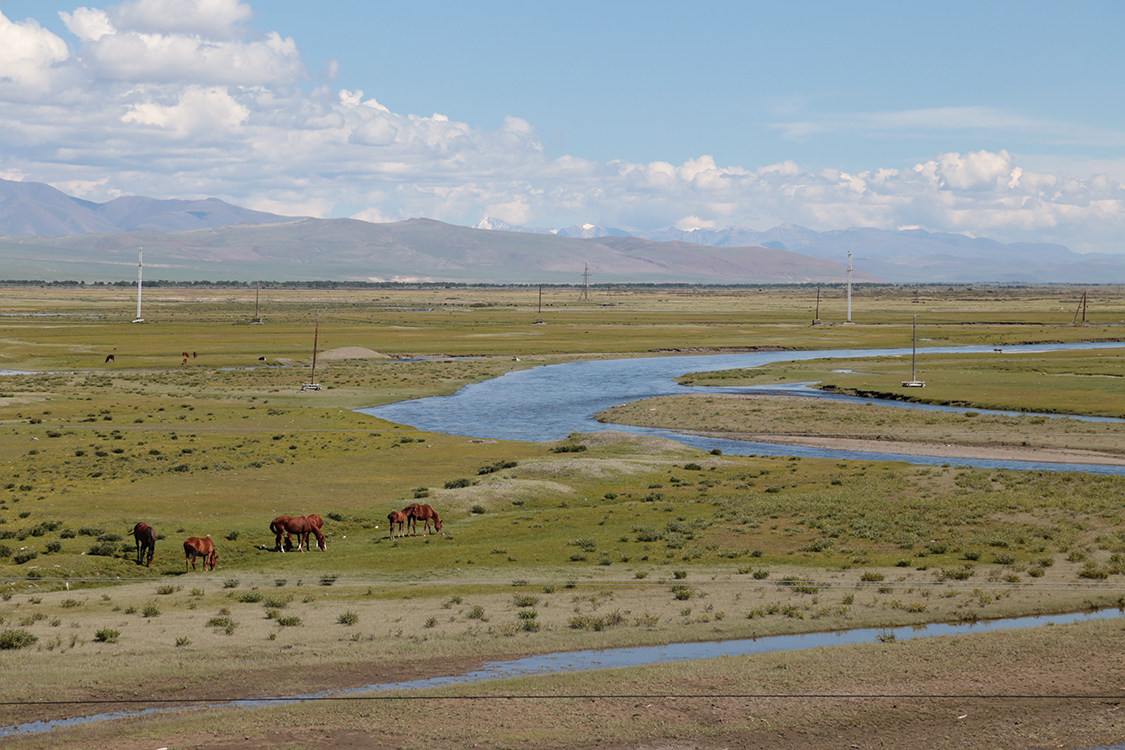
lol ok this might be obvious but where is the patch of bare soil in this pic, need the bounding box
[317,347,388,361]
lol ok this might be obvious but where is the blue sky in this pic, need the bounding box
[1,0,1123,252]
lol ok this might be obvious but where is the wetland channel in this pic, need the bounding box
[4,607,1123,738]
[360,341,1125,475]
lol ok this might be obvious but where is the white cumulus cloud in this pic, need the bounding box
[0,12,70,90]
[0,3,1122,255]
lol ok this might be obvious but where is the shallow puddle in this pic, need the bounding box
[4,607,1122,738]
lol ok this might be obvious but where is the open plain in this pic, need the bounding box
[1,282,1124,749]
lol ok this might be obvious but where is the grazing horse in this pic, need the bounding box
[403,503,442,536]
[387,510,408,540]
[304,514,326,551]
[183,536,216,571]
[270,515,326,552]
[132,522,156,567]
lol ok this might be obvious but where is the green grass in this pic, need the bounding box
[678,348,1125,418]
[0,283,1124,746]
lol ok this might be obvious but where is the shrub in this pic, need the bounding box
[0,629,38,649]
[513,594,539,607]
[13,549,38,564]
[337,611,359,626]
[44,541,61,553]
[94,628,120,643]
[444,478,473,489]
[478,460,518,475]
[238,591,264,603]
[671,585,694,600]
[860,571,885,582]
[550,444,587,453]
[87,542,116,557]
[175,636,191,647]
[141,604,160,618]
[467,605,485,620]
[1078,563,1109,580]
[777,576,819,594]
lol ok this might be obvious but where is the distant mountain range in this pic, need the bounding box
[475,216,1125,284]
[1,177,1122,283]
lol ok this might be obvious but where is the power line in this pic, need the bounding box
[3,691,1124,709]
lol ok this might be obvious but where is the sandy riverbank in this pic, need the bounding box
[695,431,1125,466]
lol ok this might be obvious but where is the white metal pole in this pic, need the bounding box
[134,247,144,322]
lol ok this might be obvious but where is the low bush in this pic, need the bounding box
[0,629,37,649]
[94,628,120,643]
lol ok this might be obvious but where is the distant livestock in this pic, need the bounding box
[105,354,115,363]
[270,515,326,552]
[183,536,217,571]
[132,522,156,567]
[403,503,442,536]
[387,510,408,540]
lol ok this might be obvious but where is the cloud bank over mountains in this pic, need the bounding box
[1,0,1122,254]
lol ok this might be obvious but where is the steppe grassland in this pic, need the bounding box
[677,348,1125,418]
[1,283,1125,741]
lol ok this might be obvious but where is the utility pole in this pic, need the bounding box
[845,250,853,324]
[251,281,264,324]
[579,263,590,300]
[132,247,144,322]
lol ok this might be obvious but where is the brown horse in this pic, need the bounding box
[183,536,216,571]
[270,515,326,552]
[403,503,442,536]
[132,522,156,567]
[387,510,408,540]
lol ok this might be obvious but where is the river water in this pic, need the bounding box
[359,341,1125,475]
[3,607,1122,738]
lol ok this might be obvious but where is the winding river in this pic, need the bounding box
[360,341,1125,475]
